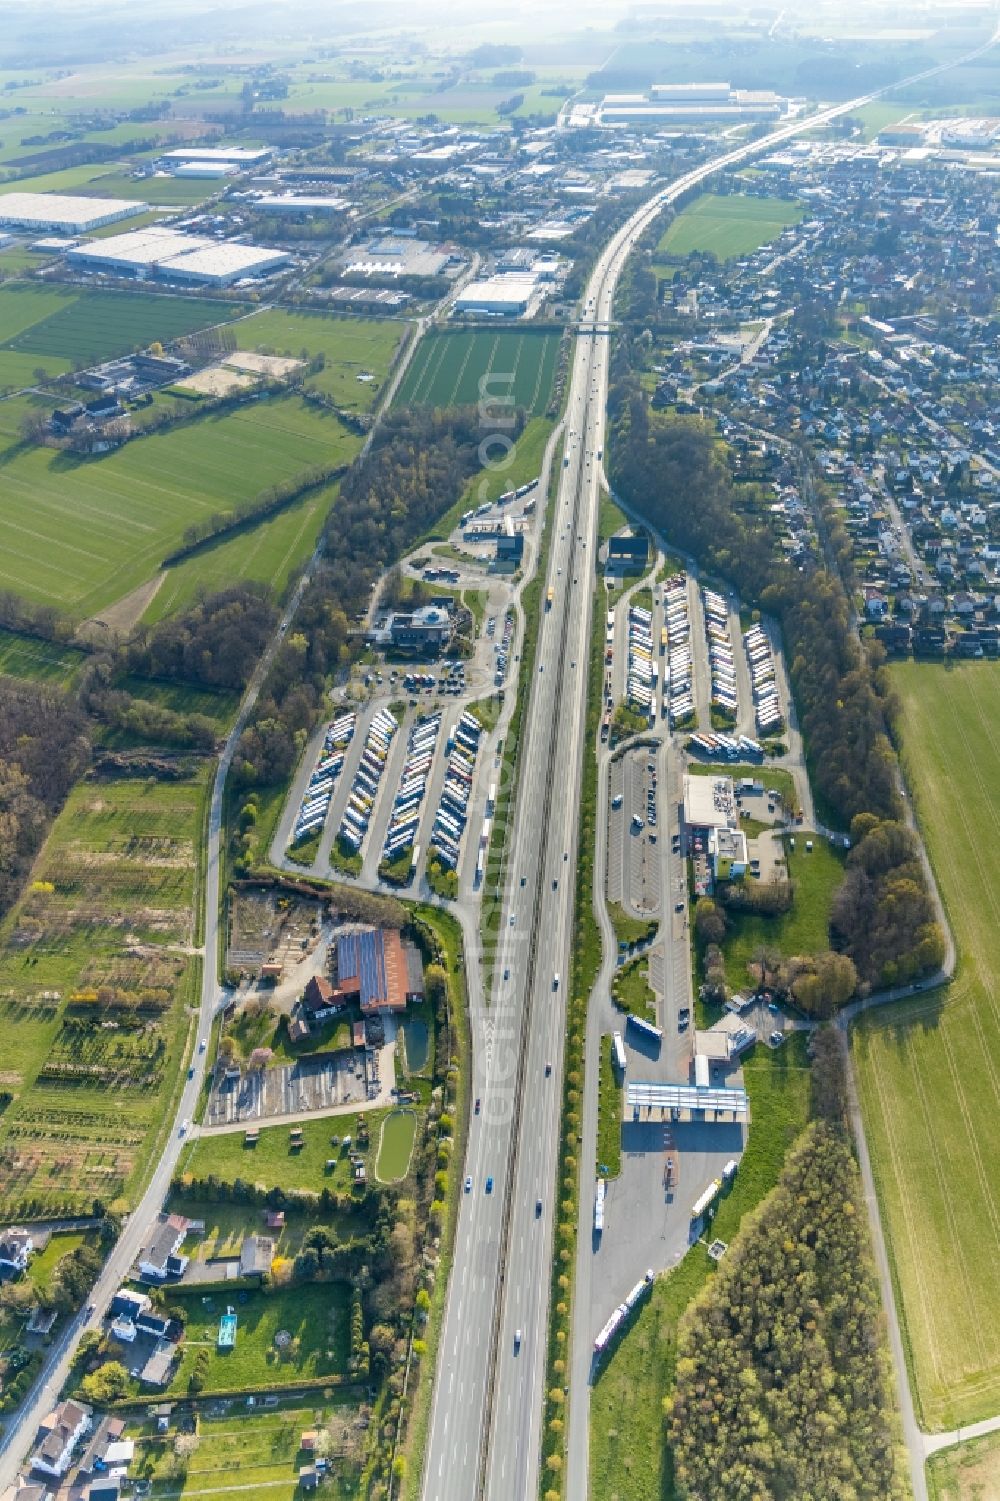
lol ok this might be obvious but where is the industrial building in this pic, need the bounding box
[159,146,272,167]
[453,273,538,317]
[599,81,785,126]
[66,227,290,286]
[253,192,351,215]
[171,161,238,179]
[0,192,147,234]
[341,234,454,281]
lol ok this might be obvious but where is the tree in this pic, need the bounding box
[81,1360,129,1404]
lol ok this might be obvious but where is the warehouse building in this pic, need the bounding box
[0,191,147,234]
[253,193,351,215]
[66,227,290,286]
[599,81,785,125]
[159,146,272,167]
[453,273,538,317]
[172,161,238,179]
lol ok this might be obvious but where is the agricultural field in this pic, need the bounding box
[233,310,406,412]
[852,661,1000,1429]
[590,1037,813,1501]
[0,772,209,1219]
[160,1283,351,1396]
[129,1399,370,1501]
[0,285,242,390]
[656,193,805,262]
[393,327,562,416]
[928,1429,1000,1500]
[142,476,346,626]
[0,395,357,620]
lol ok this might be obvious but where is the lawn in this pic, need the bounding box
[182,1109,392,1196]
[852,660,1000,1429]
[719,834,845,992]
[656,193,804,262]
[0,396,356,620]
[0,772,208,1219]
[233,309,406,412]
[0,285,242,388]
[928,1429,1000,1500]
[394,328,562,416]
[376,1108,416,1181]
[590,1034,813,1500]
[611,955,657,1022]
[163,1282,351,1394]
[169,1200,365,1263]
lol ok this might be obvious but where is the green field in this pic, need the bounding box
[131,1400,367,1500]
[233,309,406,412]
[143,477,345,625]
[657,193,805,262]
[719,834,845,992]
[0,773,208,1219]
[162,1283,350,1395]
[590,1036,813,1500]
[394,328,562,416]
[0,396,357,620]
[928,1429,1000,1500]
[0,285,242,389]
[0,628,85,684]
[853,661,1000,1429]
[182,1109,391,1196]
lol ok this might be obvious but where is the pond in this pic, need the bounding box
[400,1017,429,1074]
[376,1109,417,1183]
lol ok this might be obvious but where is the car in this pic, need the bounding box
[187,1066,195,1079]
[475,1097,481,1114]
[770,1030,784,1047]
[520,875,526,887]
[510,914,516,927]
[612,794,623,809]
[767,1001,780,1014]
[503,967,510,981]
[514,1329,522,1353]
[552,877,558,890]
[535,1199,543,1217]
[552,973,560,990]
[465,1176,472,1193]
[486,1176,494,1194]
[178,1119,189,1137]
[545,1061,552,1076]
[199,1038,207,1052]
[675,901,685,912]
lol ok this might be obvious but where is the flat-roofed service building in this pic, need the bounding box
[0,192,147,234]
[453,274,537,317]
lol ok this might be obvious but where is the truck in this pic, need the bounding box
[546,586,555,610]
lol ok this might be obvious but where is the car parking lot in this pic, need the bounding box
[607,746,662,919]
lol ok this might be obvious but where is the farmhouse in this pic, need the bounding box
[301,974,346,1024]
[335,927,424,1014]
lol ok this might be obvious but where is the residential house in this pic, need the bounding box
[137,1214,189,1282]
[30,1400,92,1480]
[0,1227,34,1276]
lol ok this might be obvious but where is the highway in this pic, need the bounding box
[422,24,1000,1501]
